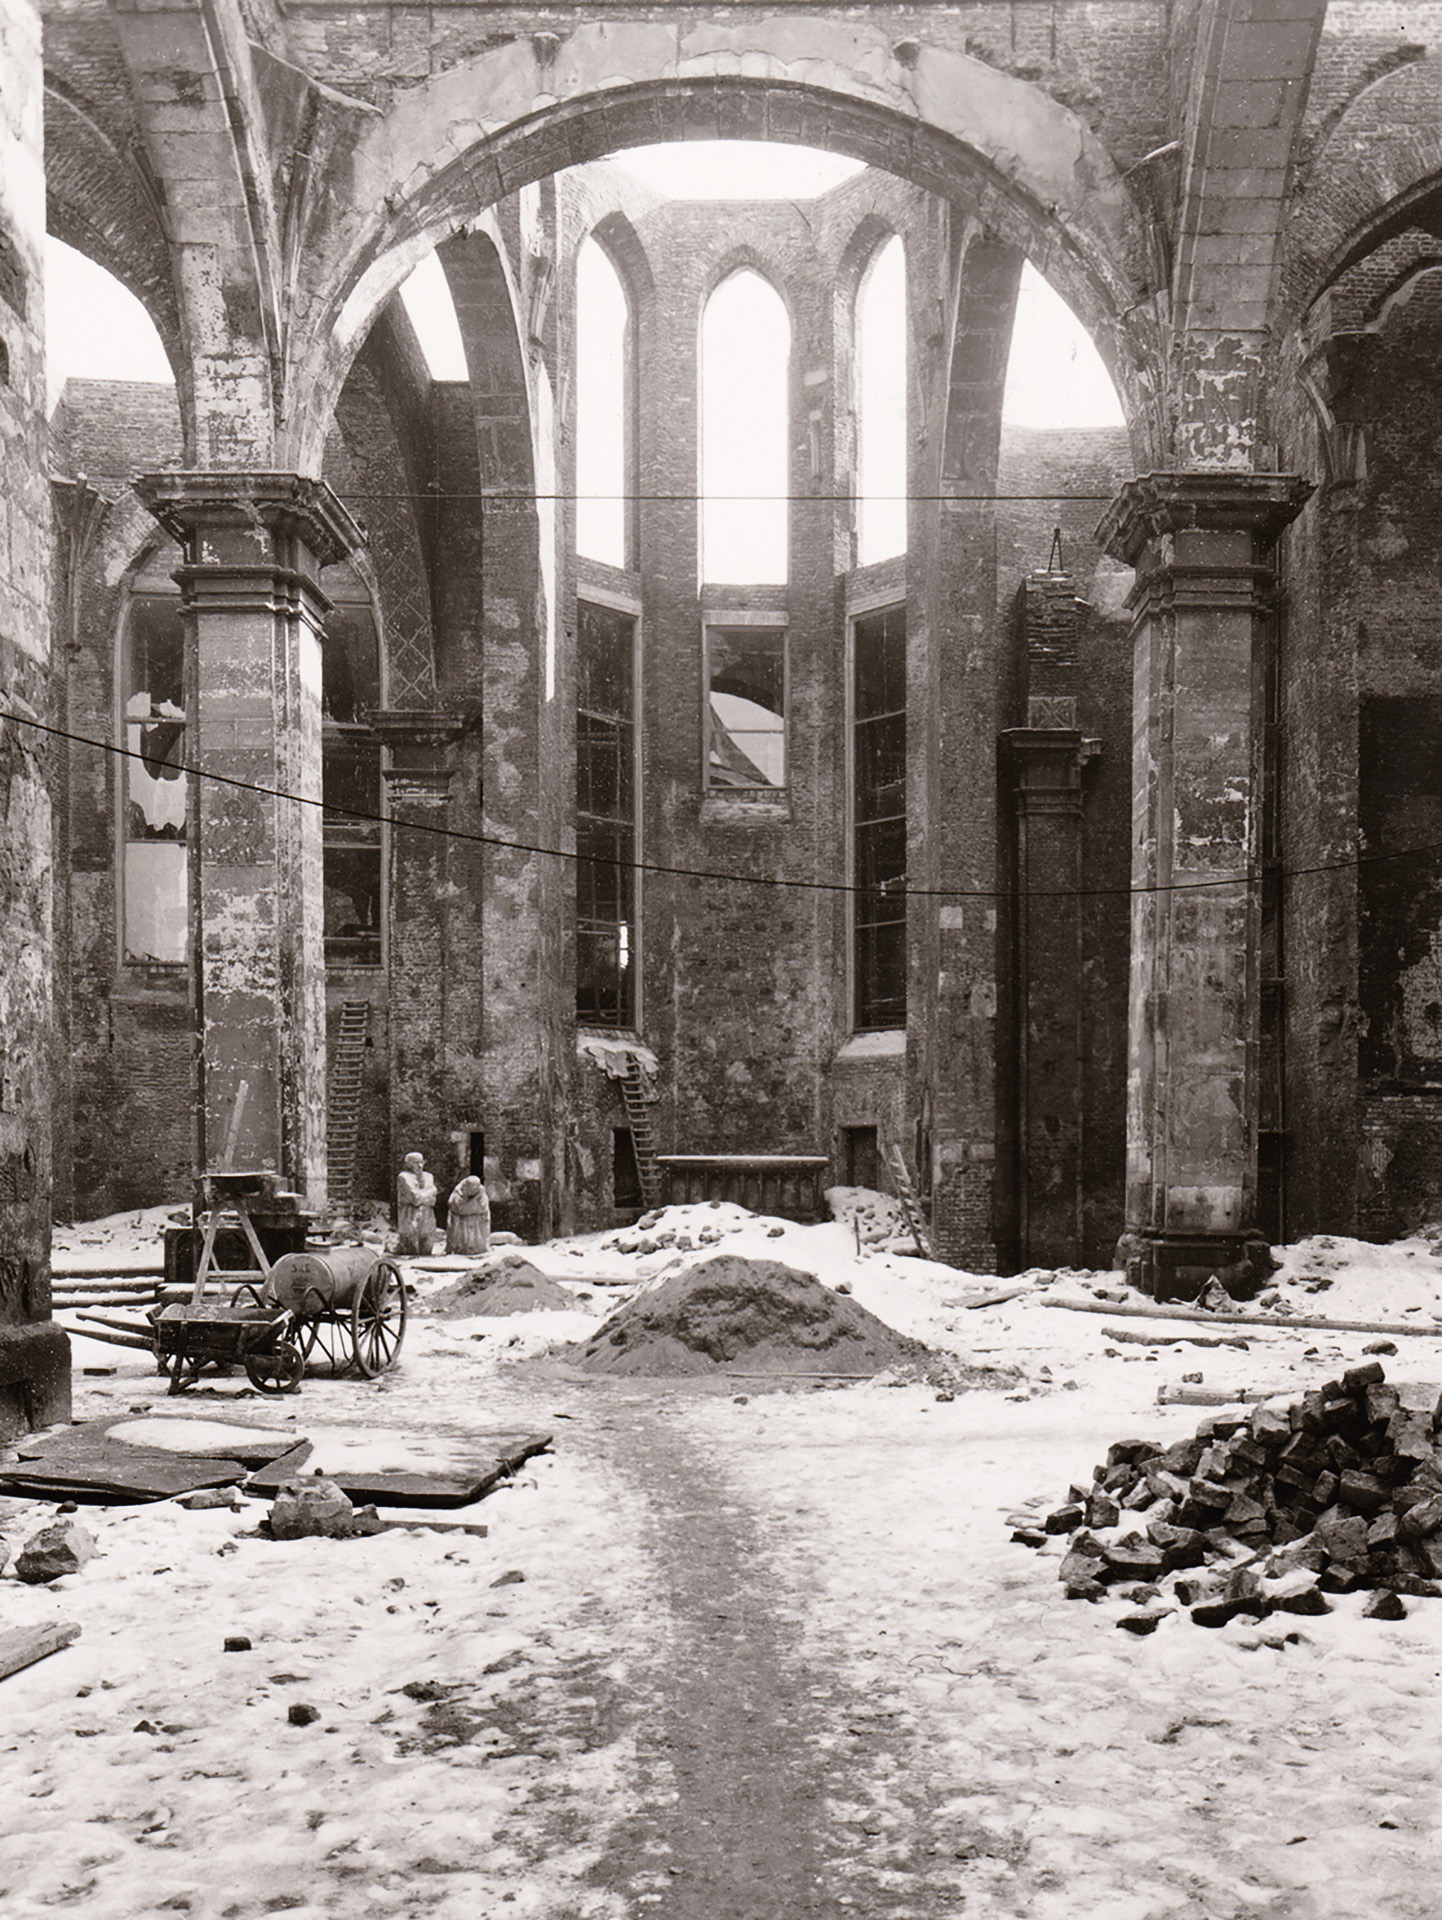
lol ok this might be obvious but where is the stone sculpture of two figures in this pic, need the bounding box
[396,1151,490,1257]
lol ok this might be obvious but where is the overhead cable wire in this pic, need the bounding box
[1,703,1428,907]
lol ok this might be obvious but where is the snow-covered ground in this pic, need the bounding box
[4,1204,1440,1916]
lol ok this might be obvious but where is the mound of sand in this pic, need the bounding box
[570,1253,930,1377]
[429,1252,575,1318]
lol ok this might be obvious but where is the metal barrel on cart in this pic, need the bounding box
[262,1248,408,1379]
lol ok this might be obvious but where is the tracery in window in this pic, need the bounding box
[856,235,907,567]
[576,236,631,570]
[699,269,790,586]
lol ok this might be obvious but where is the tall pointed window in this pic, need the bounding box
[853,603,907,1028]
[577,599,638,1027]
[856,235,907,566]
[576,236,630,570]
[700,269,790,585]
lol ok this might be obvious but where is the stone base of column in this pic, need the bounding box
[0,1322,72,1442]
[1115,1229,1272,1304]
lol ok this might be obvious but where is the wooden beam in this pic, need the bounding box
[0,1623,81,1683]
[1044,1296,1442,1340]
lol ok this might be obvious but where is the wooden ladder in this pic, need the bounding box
[885,1143,934,1260]
[326,1000,370,1214]
[619,1060,665,1210]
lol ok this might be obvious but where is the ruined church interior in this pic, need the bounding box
[6,0,1442,1431]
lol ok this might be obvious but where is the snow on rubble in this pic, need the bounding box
[7,1200,1442,1916]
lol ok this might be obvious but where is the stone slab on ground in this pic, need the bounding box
[0,1415,307,1503]
[245,1431,553,1507]
[0,1451,252,1503]
[16,1415,303,1467]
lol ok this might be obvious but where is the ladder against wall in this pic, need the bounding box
[327,1001,370,1215]
[885,1143,934,1260]
[619,1059,665,1210]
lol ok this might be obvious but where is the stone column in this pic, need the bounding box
[0,0,69,1435]
[1004,722,1096,1270]
[1097,473,1311,1299]
[369,711,464,1203]
[135,473,362,1204]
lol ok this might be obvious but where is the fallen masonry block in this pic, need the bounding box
[1191,1595,1270,1628]
[1174,1571,1225,1606]
[1117,1610,1170,1635]
[1273,1587,1333,1616]
[1102,1536,1165,1581]
[269,1479,360,1541]
[1397,1490,1442,1539]
[14,1521,97,1584]
[1362,1590,1408,1621]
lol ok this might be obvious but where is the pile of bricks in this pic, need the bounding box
[1015,1362,1442,1627]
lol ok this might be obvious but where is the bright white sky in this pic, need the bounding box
[45,141,1125,433]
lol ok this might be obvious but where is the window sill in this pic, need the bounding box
[110,965,190,1006]
[701,792,790,824]
[836,1029,907,1062]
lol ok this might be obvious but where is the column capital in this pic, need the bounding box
[369,709,466,806]
[1096,471,1314,568]
[133,471,363,569]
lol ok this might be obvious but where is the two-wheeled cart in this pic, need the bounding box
[154,1221,407,1395]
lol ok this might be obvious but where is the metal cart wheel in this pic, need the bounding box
[245,1339,305,1395]
[350,1259,407,1377]
[296,1286,355,1374]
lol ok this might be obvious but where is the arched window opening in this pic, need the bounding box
[576,236,631,570]
[46,238,172,411]
[398,251,468,381]
[322,573,384,967]
[856,235,907,566]
[1002,262,1125,429]
[700,269,790,586]
[121,581,187,965]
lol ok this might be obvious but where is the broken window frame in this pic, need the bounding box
[702,614,789,798]
[576,592,641,1031]
[851,599,907,1031]
[117,579,190,969]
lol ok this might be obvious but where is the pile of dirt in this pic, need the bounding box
[570,1253,930,1377]
[428,1253,575,1318]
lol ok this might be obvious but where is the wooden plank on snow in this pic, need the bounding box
[0,1622,81,1682]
